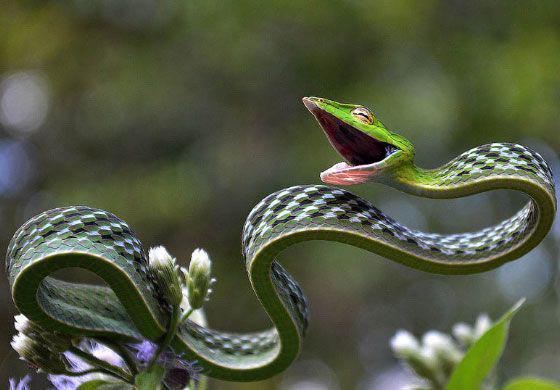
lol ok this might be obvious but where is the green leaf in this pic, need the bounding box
[503,378,560,390]
[135,365,166,390]
[77,380,133,390]
[447,299,525,390]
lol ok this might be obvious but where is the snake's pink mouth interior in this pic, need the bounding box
[304,98,399,185]
[304,100,397,167]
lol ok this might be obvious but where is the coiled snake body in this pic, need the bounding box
[5,97,556,381]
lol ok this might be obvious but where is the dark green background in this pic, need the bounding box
[1,1,559,389]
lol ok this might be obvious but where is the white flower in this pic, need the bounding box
[418,345,439,370]
[474,314,492,339]
[452,322,473,345]
[148,246,175,268]
[405,343,442,383]
[48,340,123,388]
[90,342,125,367]
[390,330,420,357]
[190,249,211,274]
[14,314,30,333]
[11,332,67,374]
[187,248,214,310]
[13,314,70,353]
[422,331,455,352]
[422,331,463,364]
[11,333,32,358]
[148,246,182,306]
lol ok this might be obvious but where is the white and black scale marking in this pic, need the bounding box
[6,206,170,316]
[242,144,553,261]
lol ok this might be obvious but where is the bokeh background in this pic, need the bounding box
[1,1,560,389]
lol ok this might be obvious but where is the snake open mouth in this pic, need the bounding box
[303,97,398,185]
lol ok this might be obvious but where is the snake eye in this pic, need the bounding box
[351,107,375,125]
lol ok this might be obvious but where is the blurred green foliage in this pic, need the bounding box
[1,1,560,389]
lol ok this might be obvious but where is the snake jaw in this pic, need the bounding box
[303,97,399,185]
[320,161,382,185]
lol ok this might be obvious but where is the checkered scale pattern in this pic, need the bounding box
[3,143,555,376]
[7,206,144,274]
[179,321,278,357]
[432,143,554,189]
[6,206,169,333]
[242,185,536,261]
[6,205,281,358]
[241,143,555,336]
[178,259,307,356]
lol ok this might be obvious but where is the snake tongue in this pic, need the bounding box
[320,162,380,185]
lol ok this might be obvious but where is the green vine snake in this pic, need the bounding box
[5,97,556,381]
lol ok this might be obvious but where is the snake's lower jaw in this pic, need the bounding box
[320,161,380,185]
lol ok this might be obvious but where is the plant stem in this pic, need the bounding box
[180,308,194,323]
[68,345,133,383]
[147,304,180,370]
[96,338,138,375]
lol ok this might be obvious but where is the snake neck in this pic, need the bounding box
[388,162,452,198]
[388,145,556,207]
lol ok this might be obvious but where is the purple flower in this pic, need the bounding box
[48,339,126,390]
[161,354,203,387]
[130,340,157,364]
[127,341,203,389]
[45,338,203,390]
[9,375,31,390]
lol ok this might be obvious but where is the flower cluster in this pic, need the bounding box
[10,321,205,390]
[48,339,127,389]
[148,246,216,316]
[145,246,215,375]
[128,340,204,385]
[47,339,203,390]
[11,315,70,374]
[390,313,492,389]
[10,246,215,390]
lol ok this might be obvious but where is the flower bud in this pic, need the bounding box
[390,330,421,357]
[422,330,463,365]
[13,314,71,353]
[452,322,473,346]
[11,333,67,374]
[390,330,446,386]
[11,333,34,360]
[186,248,214,310]
[148,246,183,307]
[14,314,33,334]
[474,313,492,339]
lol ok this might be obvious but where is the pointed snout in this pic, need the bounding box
[302,96,322,113]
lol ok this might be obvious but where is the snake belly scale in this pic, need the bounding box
[5,97,557,381]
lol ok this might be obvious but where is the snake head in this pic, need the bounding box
[303,96,414,185]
